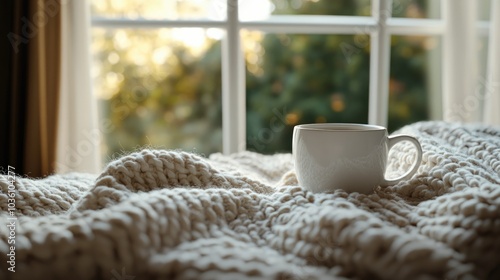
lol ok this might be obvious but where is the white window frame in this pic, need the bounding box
[91,0,448,155]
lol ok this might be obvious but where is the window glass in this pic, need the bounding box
[244,31,371,154]
[91,0,226,20]
[478,0,492,21]
[271,0,371,16]
[92,28,223,160]
[388,35,442,132]
[239,0,371,21]
[392,0,441,19]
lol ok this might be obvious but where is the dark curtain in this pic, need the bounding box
[0,0,61,177]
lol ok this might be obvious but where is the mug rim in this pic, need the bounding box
[294,123,386,132]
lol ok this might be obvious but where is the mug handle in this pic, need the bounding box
[380,135,422,186]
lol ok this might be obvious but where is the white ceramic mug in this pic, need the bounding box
[292,123,422,194]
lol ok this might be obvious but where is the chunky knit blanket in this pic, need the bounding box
[1,121,499,280]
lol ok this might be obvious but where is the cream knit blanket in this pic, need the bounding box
[1,121,499,280]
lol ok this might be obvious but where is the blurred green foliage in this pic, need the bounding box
[93,29,223,159]
[93,0,436,159]
[245,0,435,153]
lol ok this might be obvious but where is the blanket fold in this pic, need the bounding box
[1,121,499,280]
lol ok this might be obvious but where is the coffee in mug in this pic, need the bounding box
[292,123,422,194]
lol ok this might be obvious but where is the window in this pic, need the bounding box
[91,0,445,160]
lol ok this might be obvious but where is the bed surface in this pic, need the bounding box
[1,121,499,279]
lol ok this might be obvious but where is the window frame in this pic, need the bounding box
[91,0,448,154]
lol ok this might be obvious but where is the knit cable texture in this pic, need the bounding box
[1,121,499,280]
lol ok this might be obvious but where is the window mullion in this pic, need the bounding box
[240,15,377,34]
[91,18,226,28]
[222,0,245,154]
[369,0,392,127]
[387,18,444,35]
